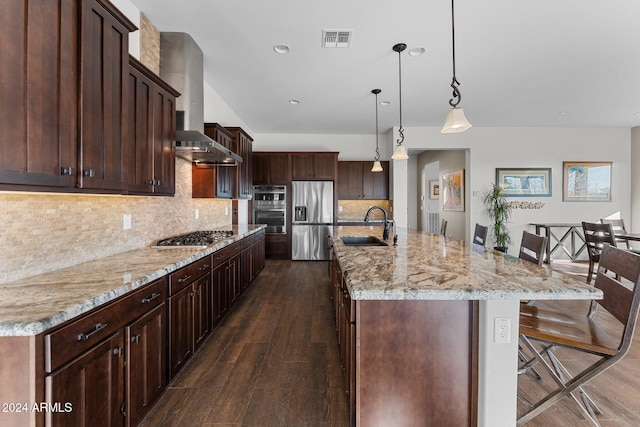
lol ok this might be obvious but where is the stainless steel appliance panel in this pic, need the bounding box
[292,181,334,260]
[310,224,332,260]
[253,185,287,234]
[292,225,311,260]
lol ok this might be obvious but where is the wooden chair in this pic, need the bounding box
[582,221,616,283]
[440,219,448,236]
[600,218,630,249]
[518,231,547,266]
[517,244,640,425]
[472,223,488,246]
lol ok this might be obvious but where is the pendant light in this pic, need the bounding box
[441,0,472,134]
[391,43,409,160]
[371,89,383,172]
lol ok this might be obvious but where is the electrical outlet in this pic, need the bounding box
[338,205,343,212]
[194,208,199,220]
[494,317,511,344]
[123,214,132,230]
[225,207,229,216]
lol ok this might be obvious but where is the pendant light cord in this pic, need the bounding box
[375,91,380,161]
[449,0,462,108]
[394,44,406,146]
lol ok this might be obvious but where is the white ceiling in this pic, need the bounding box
[131,0,640,135]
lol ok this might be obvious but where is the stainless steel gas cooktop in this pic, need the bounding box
[151,230,234,249]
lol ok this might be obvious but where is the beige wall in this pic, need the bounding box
[0,158,231,284]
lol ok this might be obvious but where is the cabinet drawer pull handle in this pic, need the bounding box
[83,169,95,177]
[178,275,192,283]
[77,323,107,341]
[149,179,155,185]
[141,292,161,304]
[131,334,141,343]
[199,264,210,271]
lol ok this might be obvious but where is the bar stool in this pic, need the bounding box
[517,244,640,425]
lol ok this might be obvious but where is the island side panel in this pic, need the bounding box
[0,335,45,427]
[356,299,478,427]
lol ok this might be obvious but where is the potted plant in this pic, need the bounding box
[483,184,512,253]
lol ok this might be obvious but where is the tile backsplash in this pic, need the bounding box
[337,200,393,221]
[0,159,231,283]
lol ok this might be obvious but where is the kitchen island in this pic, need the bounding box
[330,226,601,427]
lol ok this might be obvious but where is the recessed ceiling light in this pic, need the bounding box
[380,101,391,106]
[559,111,567,116]
[289,99,300,105]
[408,47,426,56]
[634,112,640,116]
[273,44,291,54]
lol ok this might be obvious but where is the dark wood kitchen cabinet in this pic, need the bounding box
[126,303,166,427]
[168,257,212,378]
[291,152,338,180]
[79,0,137,192]
[46,332,125,427]
[338,161,389,200]
[0,0,80,189]
[227,127,253,199]
[43,276,167,427]
[252,152,292,185]
[192,124,238,198]
[125,57,178,196]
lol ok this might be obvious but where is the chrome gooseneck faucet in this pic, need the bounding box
[364,206,394,242]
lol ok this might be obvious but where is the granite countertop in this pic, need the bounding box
[0,225,266,337]
[331,226,602,301]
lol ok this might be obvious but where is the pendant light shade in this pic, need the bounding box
[441,0,472,134]
[370,89,384,172]
[392,145,408,160]
[391,43,409,160]
[441,107,472,134]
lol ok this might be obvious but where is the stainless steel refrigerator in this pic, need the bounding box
[292,181,334,260]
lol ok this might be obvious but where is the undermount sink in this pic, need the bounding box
[340,235,389,246]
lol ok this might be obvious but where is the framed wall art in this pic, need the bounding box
[442,169,464,211]
[563,161,612,202]
[496,168,552,197]
[429,180,440,200]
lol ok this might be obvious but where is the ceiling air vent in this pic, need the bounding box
[322,29,353,48]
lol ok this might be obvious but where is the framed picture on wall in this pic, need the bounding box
[563,161,612,201]
[442,169,464,211]
[429,180,440,200]
[496,168,552,197]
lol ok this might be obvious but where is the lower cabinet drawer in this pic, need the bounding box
[44,278,166,373]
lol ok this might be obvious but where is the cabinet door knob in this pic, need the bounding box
[83,169,95,177]
[61,167,75,176]
[131,334,141,343]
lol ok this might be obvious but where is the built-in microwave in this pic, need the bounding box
[253,185,286,233]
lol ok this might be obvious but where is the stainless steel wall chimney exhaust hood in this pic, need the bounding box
[160,33,242,166]
[175,112,242,166]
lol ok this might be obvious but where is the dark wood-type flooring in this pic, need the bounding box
[140,259,640,426]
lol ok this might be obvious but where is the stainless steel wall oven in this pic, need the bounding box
[253,185,286,233]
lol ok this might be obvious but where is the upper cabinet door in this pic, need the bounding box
[291,153,337,180]
[0,0,79,188]
[152,85,177,195]
[79,0,136,191]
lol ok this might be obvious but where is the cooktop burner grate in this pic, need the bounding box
[152,230,234,248]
